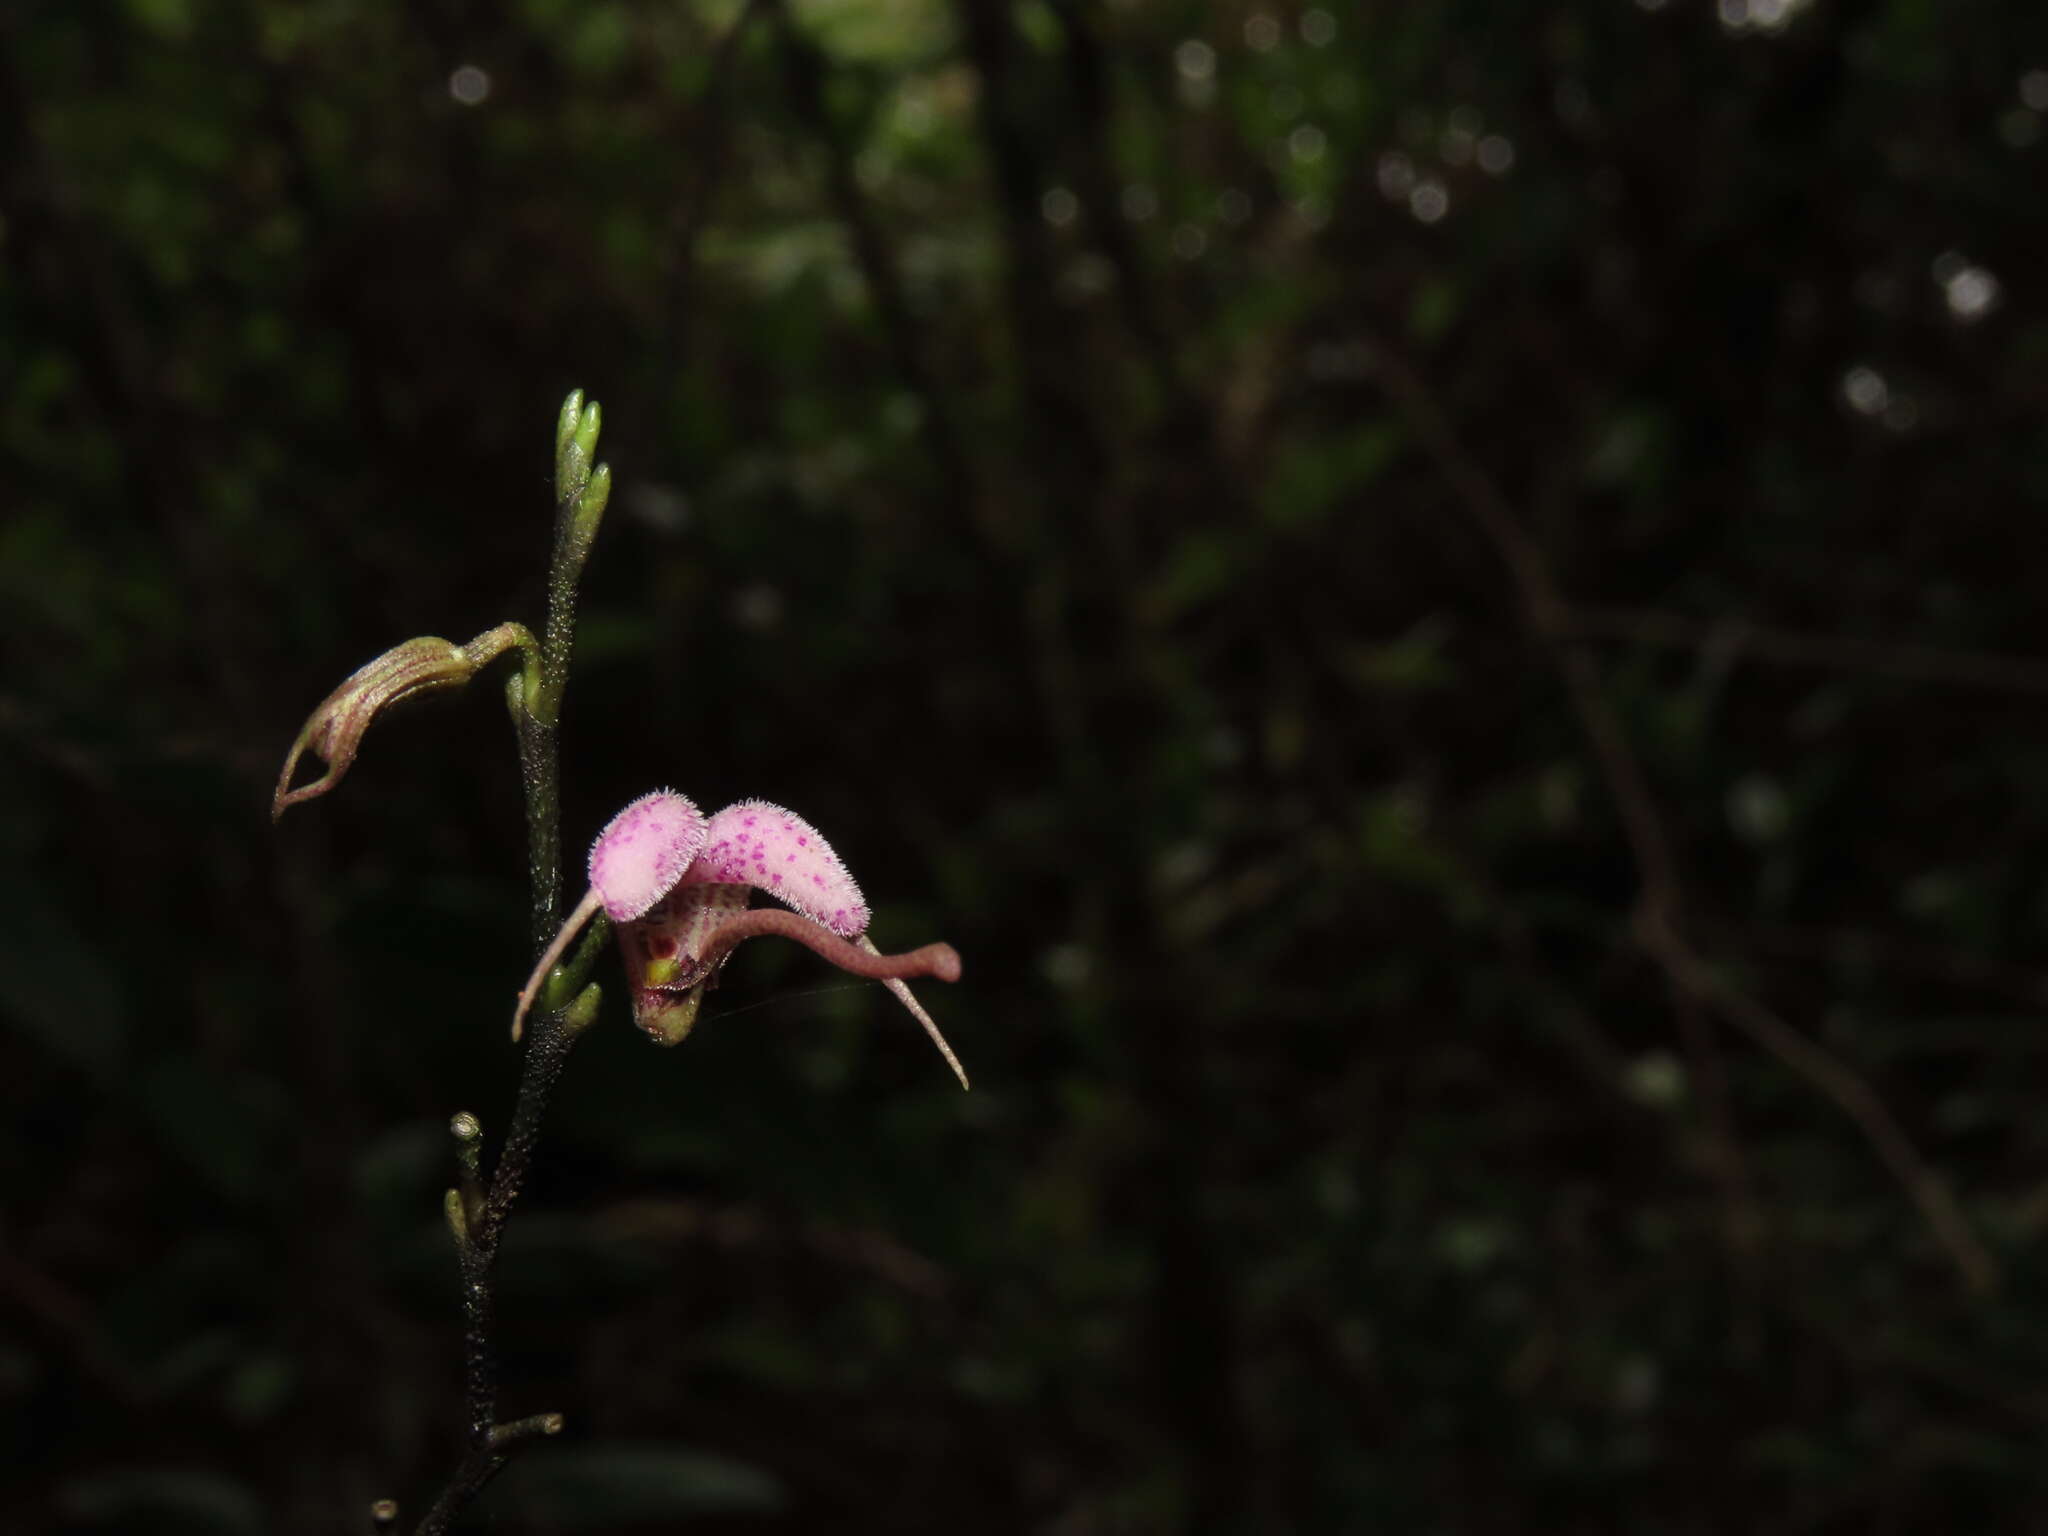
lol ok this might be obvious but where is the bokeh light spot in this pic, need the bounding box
[1941,262,1999,322]
[1377,151,1416,199]
[1841,365,1887,416]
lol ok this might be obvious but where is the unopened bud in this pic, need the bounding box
[272,623,537,820]
[562,981,603,1035]
[443,1186,469,1246]
[573,461,611,536]
[556,388,585,463]
[555,390,603,508]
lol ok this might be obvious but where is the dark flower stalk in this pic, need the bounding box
[275,391,966,1534]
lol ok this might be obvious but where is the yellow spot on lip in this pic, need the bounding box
[644,956,680,986]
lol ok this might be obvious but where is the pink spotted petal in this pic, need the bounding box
[682,799,869,937]
[588,790,708,921]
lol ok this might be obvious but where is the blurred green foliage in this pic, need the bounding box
[5,0,2048,1530]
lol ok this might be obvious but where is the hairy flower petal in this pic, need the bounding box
[684,799,869,936]
[589,790,708,921]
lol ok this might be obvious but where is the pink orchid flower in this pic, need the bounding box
[512,791,967,1088]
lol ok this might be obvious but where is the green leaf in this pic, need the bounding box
[124,0,195,41]
[1341,617,1457,692]
[1142,531,1238,623]
[1260,422,1402,530]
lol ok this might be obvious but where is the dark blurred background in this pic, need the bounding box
[6,0,2048,1530]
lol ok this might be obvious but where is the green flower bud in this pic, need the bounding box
[554,390,603,507]
[562,981,603,1036]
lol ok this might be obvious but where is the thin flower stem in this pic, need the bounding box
[476,1011,581,1254]
[513,692,564,950]
[412,393,609,1536]
[412,1006,583,1536]
[412,1450,506,1536]
[414,824,580,1536]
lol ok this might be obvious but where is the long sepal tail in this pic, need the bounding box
[860,935,970,1090]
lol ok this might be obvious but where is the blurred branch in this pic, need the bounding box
[950,0,1111,499]
[0,24,161,493]
[1740,922,2048,1012]
[665,0,771,271]
[1780,1294,2048,1430]
[1569,607,2048,698]
[950,15,1247,1523]
[0,1252,139,1402]
[1039,0,1181,398]
[0,19,265,738]
[1639,915,2000,1295]
[767,0,980,521]
[0,696,112,787]
[948,0,1118,770]
[1365,339,1998,1296]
